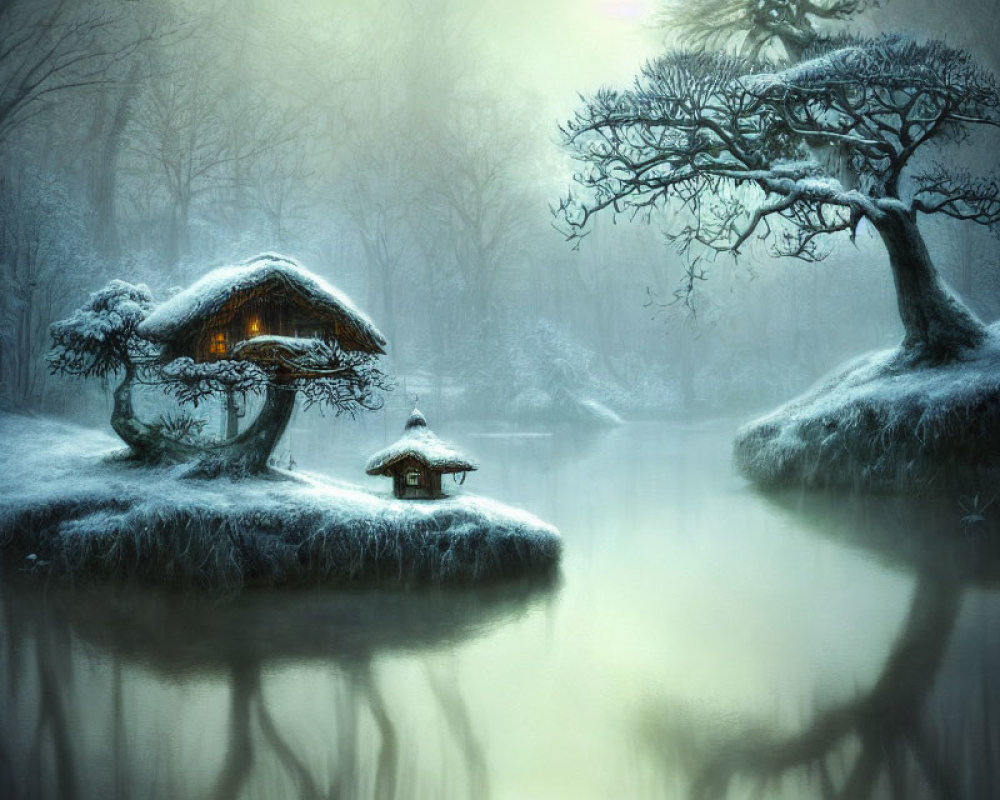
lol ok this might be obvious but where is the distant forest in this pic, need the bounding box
[2,0,999,423]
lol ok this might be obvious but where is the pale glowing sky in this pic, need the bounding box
[270,0,662,122]
[474,0,659,114]
[219,0,993,125]
[596,0,652,20]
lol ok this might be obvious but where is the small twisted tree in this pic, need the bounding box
[49,280,390,474]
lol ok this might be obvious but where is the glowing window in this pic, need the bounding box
[405,470,421,487]
[210,331,227,355]
[248,316,262,336]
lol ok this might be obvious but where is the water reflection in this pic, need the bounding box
[641,493,1000,800]
[5,422,1000,798]
[0,573,556,799]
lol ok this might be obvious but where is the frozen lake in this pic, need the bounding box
[2,420,998,799]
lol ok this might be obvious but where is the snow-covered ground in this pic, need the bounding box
[0,413,560,590]
[735,324,1000,492]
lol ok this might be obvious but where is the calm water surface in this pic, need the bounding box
[2,421,998,799]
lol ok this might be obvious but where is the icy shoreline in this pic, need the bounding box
[0,414,561,590]
[734,325,1000,493]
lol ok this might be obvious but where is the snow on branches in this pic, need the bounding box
[160,357,268,403]
[556,33,998,359]
[748,36,1000,198]
[50,278,392,418]
[555,36,1000,263]
[913,166,1000,227]
[48,264,391,471]
[48,280,156,378]
[160,336,391,415]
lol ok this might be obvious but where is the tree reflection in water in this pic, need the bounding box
[0,574,555,799]
[640,494,1000,800]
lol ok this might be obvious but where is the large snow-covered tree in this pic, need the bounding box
[556,35,1000,364]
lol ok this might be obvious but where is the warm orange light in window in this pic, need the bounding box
[248,316,261,336]
[210,331,227,355]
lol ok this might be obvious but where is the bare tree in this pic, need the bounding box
[126,47,293,273]
[88,60,143,261]
[0,0,156,146]
[556,36,1000,364]
[337,135,414,353]
[240,137,315,248]
[0,169,93,409]
[655,0,879,61]
[427,101,531,328]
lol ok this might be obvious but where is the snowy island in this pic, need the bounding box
[735,323,1000,493]
[3,254,560,590]
[0,413,561,591]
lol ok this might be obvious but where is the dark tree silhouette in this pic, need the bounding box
[556,36,1000,364]
[655,0,879,61]
[0,0,157,146]
[643,566,964,800]
[638,491,1000,799]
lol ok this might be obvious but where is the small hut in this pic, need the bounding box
[366,410,477,499]
[139,253,386,361]
[139,254,386,438]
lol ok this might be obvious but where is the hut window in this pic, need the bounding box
[248,316,262,336]
[405,470,421,487]
[210,331,227,356]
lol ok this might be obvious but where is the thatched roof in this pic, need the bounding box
[366,409,478,476]
[139,253,385,353]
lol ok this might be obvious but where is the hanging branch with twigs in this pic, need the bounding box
[554,35,1000,361]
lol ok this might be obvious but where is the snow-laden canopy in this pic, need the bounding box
[229,335,356,379]
[138,253,386,353]
[232,334,333,363]
[47,280,155,379]
[745,36,989,94]
[366,409,478,476]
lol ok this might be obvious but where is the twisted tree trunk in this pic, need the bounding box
[218,380,296,474]
[110,364,197,463]
[875,208,987,363]
[93,62,140,261]
[110,366,293,474]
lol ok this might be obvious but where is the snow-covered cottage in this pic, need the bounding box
[366,410,477,499]
[139,253,386,361]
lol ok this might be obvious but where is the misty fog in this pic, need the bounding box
[2,1,1000,799]
[1,0,996,431]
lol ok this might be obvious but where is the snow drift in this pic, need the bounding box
[0,414,560,591]
[734,324,1000,492]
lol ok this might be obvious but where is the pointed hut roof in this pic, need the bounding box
[138,253,385,353]
[366,409,478,476]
